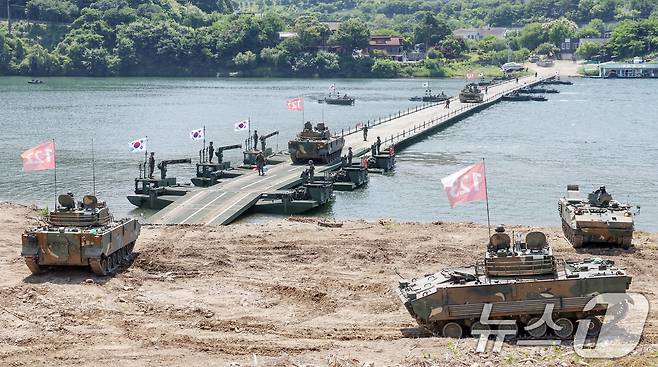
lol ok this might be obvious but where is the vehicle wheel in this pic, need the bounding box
[525,317,547,338]
[584,316,602,337]
[442,322,463,338]
[498,321,518,340]
[572,235,584,248]
[553,318,574,339]
[470,321,490,337]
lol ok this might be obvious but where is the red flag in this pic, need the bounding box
[287,97,304,111]
[466,72,475,80]
[362,157,369,169]
[21,140,56,172]
[388,145,395,157]
[441,161,486,208]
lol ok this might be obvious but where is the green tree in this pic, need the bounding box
[413,12,451,47]
[534,42,560,56]
[439,35,466,59]
[314,50,340,74]
[371,58,400,77]
[546,18,577,46]
[260,47,287,69]
[294,15,330,49]
[26,0,79,22]
[518,23,548,51]
[329,19,370,54]
[576,41,602,59]
[232,50,257,70]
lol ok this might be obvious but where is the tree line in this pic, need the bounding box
[1,0,657,77]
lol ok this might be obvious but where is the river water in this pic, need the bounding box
[0,77,656,230]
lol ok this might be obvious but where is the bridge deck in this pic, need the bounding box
[149,74,552,225]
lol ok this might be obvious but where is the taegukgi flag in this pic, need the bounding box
[190,128,204,141]
[21,140,56,172]
[441,161,487,208]
[130,138,147,153]
[234,119,249,132]
[287,97,304,111]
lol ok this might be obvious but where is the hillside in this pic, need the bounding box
[1,0,657,77]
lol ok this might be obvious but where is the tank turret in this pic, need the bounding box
[397,229,632,339]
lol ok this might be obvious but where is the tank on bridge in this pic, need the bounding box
[397,227,632,339]
[459,83,484,103]
[288,122,345,164]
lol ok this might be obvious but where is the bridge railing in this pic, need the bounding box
[354,75,550,152]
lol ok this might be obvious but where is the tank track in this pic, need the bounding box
[561,219,583,248]
[89,242,135,276]
[24,257,41,274]
[420,313,604,340]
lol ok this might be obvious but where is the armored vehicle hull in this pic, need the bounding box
[398,230,632,339]
[459,83,484,103]
[22,194,141,276]
[289,122,345,164]
[323,97,355,105]
[559,185,635,248]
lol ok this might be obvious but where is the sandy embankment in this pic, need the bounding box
[525,60,582,77]
[0,203,656,366]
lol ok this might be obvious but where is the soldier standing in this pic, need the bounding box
[148,152,155,179]
[363,125,368,141]
[347,147,353,166]
[256,152,265,176]
[445,99,450,109]
[370,144,376,157]
[260,136,266,152]
[208,142,214,163]
[308,160,315,181]
[253,130,258,151]
[375,137,381,155]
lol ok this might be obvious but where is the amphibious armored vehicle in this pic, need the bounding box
[22,194,141,275]
[459,83,484,103]
[409,92,450,103]
[288,122,345,164]
[398,227,631,339]
[559,185,635,249]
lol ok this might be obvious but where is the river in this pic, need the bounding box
[0,76,655,230]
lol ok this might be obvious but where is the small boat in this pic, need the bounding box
[501,92,531,101]
[531,95,548,101]
[323,94,355,105]
[409,93,450,102]
[27,79,44,84]
[519,87,559,94]
[543,79,573,85]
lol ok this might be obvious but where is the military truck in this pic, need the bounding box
[459,83,484,103]
[288,122,345,164]
[398,227,632,339]
[22,194,141,276]
[559,185,636,249]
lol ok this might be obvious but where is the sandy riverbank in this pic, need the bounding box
[0,203,656,366]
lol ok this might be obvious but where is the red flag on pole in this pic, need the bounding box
[21,140,56,172]
[287,97,304,111]
[441,161,486,208]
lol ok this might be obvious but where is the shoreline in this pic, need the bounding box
[0,202,656,366]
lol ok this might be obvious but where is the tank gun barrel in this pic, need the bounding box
[217,144,242,152]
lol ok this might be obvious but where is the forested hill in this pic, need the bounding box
[1,0,657,77]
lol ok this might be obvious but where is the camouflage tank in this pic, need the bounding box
[459,83,484,103]
[288,122,345,164]
[398,227,631,339]
[21,194,141,276]
[559,185,635,249]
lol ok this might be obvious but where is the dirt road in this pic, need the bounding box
[0,203,656,366]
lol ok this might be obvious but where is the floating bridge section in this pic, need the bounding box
[149,75,552,225]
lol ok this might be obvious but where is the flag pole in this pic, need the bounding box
[203,125,206,160]
[92,137,96,197]
[300,95,305,124]
[53,139,57,210]
[482,157,491,238]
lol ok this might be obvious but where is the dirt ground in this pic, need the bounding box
[525,60,581,77]
[0,202,656,367]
